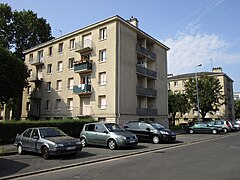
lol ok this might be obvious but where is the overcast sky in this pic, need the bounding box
[2,0,240,91]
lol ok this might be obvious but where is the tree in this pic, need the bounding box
[0,47,29,106]
[168,91,191,125]
[234,100,240,119]
[184,73,224,121]
[0,3,54,119]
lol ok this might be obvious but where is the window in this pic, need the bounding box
[29,69,32,78]
[81,76,91,85]
[23,129,32,138]
[99,27,107,40]
[57,61,63,72]
[48,46,53,56]
[47,82,51,92]
[85,124,95,131]
[99,49,106,62]
[68,78,74,90]
[174,81,178,87]
[99,72,107,86]
[68,58,74,69]
[31,129,39,138]
[37,50,43,62]
[26,102,30,111]
[55,99,61,110]
[56,80,62,91]
[69,39,75,50]
[46,100,50,110]
[67,98,73,110]
[58,43,63,53]
[29,54,33,63]
[47,64,52,73]
[95,124,105,133]
[27,86,32,95]
[99,95,106,109]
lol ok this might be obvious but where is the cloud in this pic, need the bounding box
[163,32,232,74]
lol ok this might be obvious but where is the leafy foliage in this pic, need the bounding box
[234,100,240,119]
[184,73,224,121]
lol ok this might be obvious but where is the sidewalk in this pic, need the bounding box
[0,144,17,156]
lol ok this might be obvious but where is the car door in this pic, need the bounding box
[139,123,153,141]
[30,129,40,152]
[21,129,33,151]
[84,124,96,144]
[94,124,108,146]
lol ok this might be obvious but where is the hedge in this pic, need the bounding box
[0,118,95,145]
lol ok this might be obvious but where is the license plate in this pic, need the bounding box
[66,146,76,150]
[130,140,135,143]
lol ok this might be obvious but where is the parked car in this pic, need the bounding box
[80,122,138,150]
[207,120,233,132]
[187,123,224,134]
[123,121,176,144]
[14,127,82,159]
[231,121,240,131]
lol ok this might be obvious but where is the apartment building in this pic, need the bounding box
[234,92,240,100]
[168,67,235,124]
[22,15,170,126]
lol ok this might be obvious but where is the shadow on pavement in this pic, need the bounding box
[0,158,29,178]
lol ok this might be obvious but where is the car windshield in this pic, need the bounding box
[151,123,165,129]
[105,123,123,132]
[40,128,66,138]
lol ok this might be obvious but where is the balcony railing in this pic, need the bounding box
[29,74,43,83]
[30,58,44,66]
[136,108,157,116]
[136,44,156,60]
[136,86,157,98]
[74,61,92,73]
[75,40,93,54]
[73,84,91,95]
[136,65,157,79]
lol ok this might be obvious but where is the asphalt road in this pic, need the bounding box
[1,132,240,180]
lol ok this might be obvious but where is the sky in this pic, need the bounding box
[2,0,240,91]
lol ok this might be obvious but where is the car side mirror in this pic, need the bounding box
[103,130,108,134]
[146,128,150,131]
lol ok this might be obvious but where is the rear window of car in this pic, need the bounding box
[85,124,95,131]
[23,129,33,137]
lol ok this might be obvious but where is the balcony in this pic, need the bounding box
[136,108,157,116]
[75,40,93,54]
[30,58,44,66]
[29,75,43,84]
[136,44,156,60]
[73,84,91,95]
[136,86,157,98]
[74,61,92,73]
[136,65,157,79]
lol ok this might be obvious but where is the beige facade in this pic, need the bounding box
[168,67,235,124]
[21,16,170,126]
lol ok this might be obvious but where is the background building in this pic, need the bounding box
[168,67,235,124]
[21,15,170,126]
[234,92,240,100]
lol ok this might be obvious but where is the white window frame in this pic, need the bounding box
[69,39,75,50]
[68,78,74,90]
[99,72,107,86]
[99,95,106,109]
[57,61,63,72]
[99,49,106,62]
[68,58,74,69]
[47,64,52,74]
[67,98,73,110]
[99,27,107,40]
[37,50,43,63]
[56,80,62,91]
[58,43,63,53]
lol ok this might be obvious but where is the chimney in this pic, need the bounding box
[128,16,139,28]
[212,67,223,73]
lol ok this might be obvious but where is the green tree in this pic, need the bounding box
[184,73,224,121]
[168,91,191,125]
[234,100,240,119]
[0,47,29,106]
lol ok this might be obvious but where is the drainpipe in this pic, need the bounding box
[117,21,121,124]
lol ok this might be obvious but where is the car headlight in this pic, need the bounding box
[160,131,169,135]
[118,135,126,140]
[76,141,81,145]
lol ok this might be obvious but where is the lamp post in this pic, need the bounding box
[195,63,202,124]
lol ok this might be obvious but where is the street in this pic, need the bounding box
[1,132,240,180]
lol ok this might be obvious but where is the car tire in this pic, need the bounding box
[189,129,194,134]
[212,129,217,134]
[152,135,160,144]
[17,144,23,155]
[41,146,49,159]
[108,139,117,150]
[80,137,87,147]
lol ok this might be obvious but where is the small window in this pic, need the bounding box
[69,39,75,50]
[27,86,32,95]
[29,69,32,78]
[55,99,61,110]
[23,129,33,138]
[99,72,107,86]
[95,124,105,133]
[47,82,51,92]
[68,58,74,69]
[99,95,106,109]
[57,61,63,72]
[99,49,106,62]
[29,54,33,63]
[37,50,43,62]
[47,64,52,73]
[68,78,74,90]
[48,46,53,56]
[46,100,50,110]
[31,129,39,138]
[174,81,178,87]
[58,43,63,53]
[67,98,73,110]
[26,102,30,111]
[56,80,62,91]
[85,124,95,132]
[99,27,107,40]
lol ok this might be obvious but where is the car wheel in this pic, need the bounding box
[17,144,23,155]
[212,129,217,134]
[41,146,49,159]
[189,129,194,134]
[80,137,87,147]
[108,139,117,150]
[152,135,160,144]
